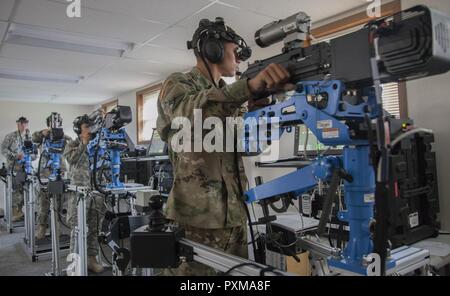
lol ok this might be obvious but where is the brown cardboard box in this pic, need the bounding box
[286,252,311,276]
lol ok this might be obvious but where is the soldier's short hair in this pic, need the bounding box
[16,116,29,124]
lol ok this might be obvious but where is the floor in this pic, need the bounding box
[0,222,112,276]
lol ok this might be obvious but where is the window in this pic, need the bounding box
[137,84,162,144]
[102,100,118,113]
[311,0,407,119]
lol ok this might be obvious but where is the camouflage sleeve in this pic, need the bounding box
[159,73,251,120]
[32,130,45,145]
[1,133,16,162]
[64,135,73,143]
[63,139,86,167]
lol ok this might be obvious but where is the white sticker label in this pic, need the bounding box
[364,193,375,203]
[409,212,419,228]
[302,195,312,215]
[317,120,333,129]
[322,128,339,139]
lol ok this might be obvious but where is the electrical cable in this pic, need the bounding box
[233,123,261,263]
[36,150,48,186]
[91,127,109,196]
[50,194,71,230]
[316,169,340,236]
[303,125,309,159]
[200,54,218,89]
[370,25,391,276]
[222,262,283,276]
[390,128,433,148]
[92,195,113,266]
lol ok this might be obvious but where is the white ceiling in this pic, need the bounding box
[0,0,369,105]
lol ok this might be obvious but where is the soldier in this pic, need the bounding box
[156,18,293,275]
[64,115,105,273]
[33,114,72,240]
[1,116,32,222]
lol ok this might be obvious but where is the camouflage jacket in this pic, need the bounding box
[64,138,90,187]
[156,67,250,229]
[1,130,34,170]
[32,130,72,177]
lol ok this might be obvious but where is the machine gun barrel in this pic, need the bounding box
[243,5,450,89]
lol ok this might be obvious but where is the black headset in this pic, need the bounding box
[73,114,90,135]
[187,17,252,64]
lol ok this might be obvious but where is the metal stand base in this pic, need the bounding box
[328,246,430,276]
[1,174,20,233]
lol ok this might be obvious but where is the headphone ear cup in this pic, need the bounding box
[202,38,224,64]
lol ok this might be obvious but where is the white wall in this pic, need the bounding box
[402,0,450,230]
[0,100,94,210]
[108,89,139,146]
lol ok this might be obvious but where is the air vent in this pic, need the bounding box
[435,22,449,53]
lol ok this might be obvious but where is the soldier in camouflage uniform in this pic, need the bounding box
[64,117,105,273]
[1,117,33,222]
[157,18,292,275]
[33,114,73,240]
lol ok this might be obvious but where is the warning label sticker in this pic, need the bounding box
[409,212,419,228]
[322,128,339,139]
[364,193,375,203]
[317,120,333,129]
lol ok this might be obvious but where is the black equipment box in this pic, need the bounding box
[120,160,152,185]
[130,225,185,269]
[387,127,440,247]
[323,120,440,248]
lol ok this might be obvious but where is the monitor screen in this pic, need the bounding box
[294,125,343,157]
[147,129,167,156]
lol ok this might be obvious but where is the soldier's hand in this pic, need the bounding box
[247,63,295,96]
[17,153,24,160]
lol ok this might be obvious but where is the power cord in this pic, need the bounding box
[92,193,113,266]
[222,262,283,276]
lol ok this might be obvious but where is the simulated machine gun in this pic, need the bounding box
[87,105,133,191]
[18,129,37,176]
[242,5,450,275]
[38,112,68,194]
[13,129,37,186]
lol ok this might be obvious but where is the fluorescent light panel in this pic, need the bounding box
[0,68,83,84]
[5,23,135,57]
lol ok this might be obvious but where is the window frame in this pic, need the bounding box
[136,83,162,145]
[310,0,408,119]
[101,99,118,114]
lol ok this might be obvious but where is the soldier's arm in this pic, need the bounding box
[159,73,251,120]
[64,135,73,144]
[32,130,45,144]
[1,134,16,161]
[63,139,86,167]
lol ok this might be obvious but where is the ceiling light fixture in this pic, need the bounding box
[0,68,84,83]
[5,23,135,57]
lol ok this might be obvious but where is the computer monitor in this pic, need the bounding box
[294,125,343,158]
[147,129,168,156]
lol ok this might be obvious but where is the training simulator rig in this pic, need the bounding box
[129,5,450,276]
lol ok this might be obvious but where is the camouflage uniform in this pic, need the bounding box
[64,138,105,256]
[32,130,72,227]
[157,67,250,275]
[1,131,27,208]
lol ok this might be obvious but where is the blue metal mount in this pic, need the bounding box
[43,138,65,180]
[243,80,396,275]
[87,127,128,189]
